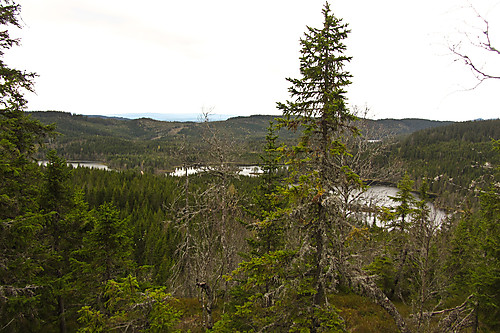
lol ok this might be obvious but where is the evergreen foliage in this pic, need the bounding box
[0,1,54,330]
[245,121,286,257]
[447,140,500,331]
[216,3,379,331]
[1,1,498,332]
[392,119,500,208]
[77,275,182,333]
[37,152,90,331]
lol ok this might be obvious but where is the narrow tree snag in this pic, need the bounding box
[58,295,67,333]
[390,247,408,300]
[196,280,214,329]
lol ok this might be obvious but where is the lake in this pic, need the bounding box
[168,166,447,226]
[168,165,263,177]
[38,160,109,170]
[354,185,447,226]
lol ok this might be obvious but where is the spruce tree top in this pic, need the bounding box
[277,2,355,137]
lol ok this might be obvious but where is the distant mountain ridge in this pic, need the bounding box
[362,118,453,139]
[101,112,233,122]
[29,111,453,138]
[29,110,455,171]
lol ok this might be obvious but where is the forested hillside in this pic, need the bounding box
[31,111,451,172]
[2,2,499,332]
[31,111,294,171]
[30,110,497,208]
[390,119,500,207]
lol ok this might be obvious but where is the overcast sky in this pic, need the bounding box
[6,0,500,121]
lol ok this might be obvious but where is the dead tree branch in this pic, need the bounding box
[450,7,500,86]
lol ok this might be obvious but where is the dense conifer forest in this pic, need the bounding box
[1,1,499,332]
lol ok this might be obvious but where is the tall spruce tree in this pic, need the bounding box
[275,2,408,331]
[0,1,54,331]
[215,3,408,332]
[0,1,54,218]
[275,3,359,331]
[36,151,90,332]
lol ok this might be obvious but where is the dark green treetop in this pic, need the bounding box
[0,0,54,219]
[277,1,355,140]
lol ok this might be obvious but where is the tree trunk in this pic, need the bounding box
[391,247,408,300]
[57,295,67,333]
[197,280,214,329]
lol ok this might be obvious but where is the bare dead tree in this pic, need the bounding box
[169,109,248,329]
